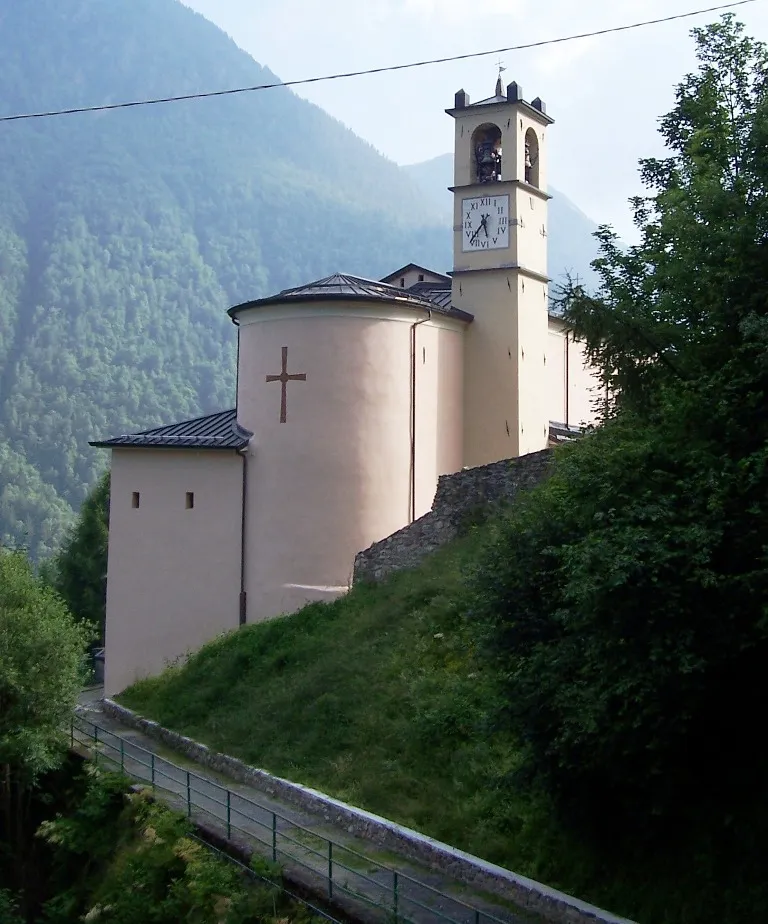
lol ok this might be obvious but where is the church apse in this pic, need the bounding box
[230,277,468,625]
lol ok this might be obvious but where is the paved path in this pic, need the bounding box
[74,691,539,924]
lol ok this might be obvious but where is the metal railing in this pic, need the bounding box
[70,715,527,924]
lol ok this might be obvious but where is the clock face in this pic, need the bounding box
[461,194,510,252]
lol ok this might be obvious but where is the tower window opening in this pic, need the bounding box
[186,492,195,509]
[471,123,502,184]
[524,128,540,187]
[131,492,140,509]
[400,277,405,287]
[418,273,424,281]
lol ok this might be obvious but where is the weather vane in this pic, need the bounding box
[496,57,506,78]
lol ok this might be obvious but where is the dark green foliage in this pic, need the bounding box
[0,890,22,924]
[473,12,768,846]
[35,768,314,924]
[0,0,453,559]
[0,551,89,783]
[53,471,109,643]
[0,552,89,919]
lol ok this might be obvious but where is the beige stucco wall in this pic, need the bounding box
[546,318,604,428]
[104,448,243,696]
[566,331,603,427]
[233,300,465,623]
[547,325,567,423]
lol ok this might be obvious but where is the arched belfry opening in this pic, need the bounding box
[471,123,502,184]
[524,128,540,187]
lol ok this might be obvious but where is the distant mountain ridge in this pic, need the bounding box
[402,153,602,288]
[0,0,604,559]
[0,0,459,558]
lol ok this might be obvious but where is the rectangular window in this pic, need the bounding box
[418,273,424,282]
[399,277,405,287]
[131,492,140,509]
[185,491,195,510]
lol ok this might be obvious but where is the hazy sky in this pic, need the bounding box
[182,0,767,239]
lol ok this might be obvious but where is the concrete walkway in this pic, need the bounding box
[74,690,539,924]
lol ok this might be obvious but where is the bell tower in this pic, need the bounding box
[448,80,554,466]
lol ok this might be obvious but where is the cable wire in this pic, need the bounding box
[0,0,759,124]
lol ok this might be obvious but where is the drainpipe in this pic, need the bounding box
[233,317,241,416]
[565,330,570,428]
[232,315,247,626]
[409,310,432,523]
[238,447,248,626]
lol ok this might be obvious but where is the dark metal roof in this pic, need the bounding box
[228,273,473,323]
[407,281,452,310]
[473,93,509,107]
[90,408,252,450]
[548,421,584,444]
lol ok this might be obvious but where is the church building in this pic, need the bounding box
[93,78,600,695]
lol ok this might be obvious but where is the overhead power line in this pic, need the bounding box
[0,0,760,125]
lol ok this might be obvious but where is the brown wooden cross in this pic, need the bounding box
[265,346,306,423]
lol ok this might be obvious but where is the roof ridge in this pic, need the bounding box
[91,408,252,451]
[137,406,236,436]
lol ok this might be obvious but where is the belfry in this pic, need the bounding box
[448,79,554,464]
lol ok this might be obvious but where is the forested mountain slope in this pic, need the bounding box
[0,1,606,559]
[0,0,450,558]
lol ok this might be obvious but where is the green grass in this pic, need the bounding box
[121,527,530,860]
[120,523,768,924]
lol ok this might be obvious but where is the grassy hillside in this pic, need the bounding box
[119,519,768,924]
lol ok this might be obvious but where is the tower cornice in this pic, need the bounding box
[449,264,551,285]
[450,180,552,201]
[445,99,553,126]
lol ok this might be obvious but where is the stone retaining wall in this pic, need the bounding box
[101,699,634,924]
[353,449,554,583]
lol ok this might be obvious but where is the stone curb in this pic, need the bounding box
[101,699,635,924]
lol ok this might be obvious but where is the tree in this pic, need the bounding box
[473,16,768,837]
[0,550,89,905]
[54,471,109,644]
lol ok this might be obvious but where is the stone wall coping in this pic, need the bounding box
[100,698,635,924]
[353,449,554,584]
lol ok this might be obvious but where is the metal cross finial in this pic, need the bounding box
[496,57,506,77]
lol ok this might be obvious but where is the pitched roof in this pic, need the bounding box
[90,408,251,450]
[228,273,473,323]
[379,264,451,284]
[406,281,452,310]
[473,93,509,107]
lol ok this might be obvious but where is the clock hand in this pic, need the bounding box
[481,214,490,236]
